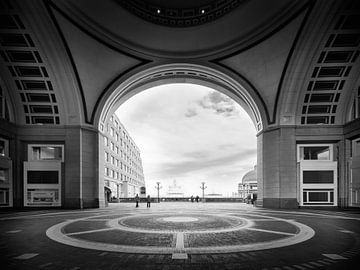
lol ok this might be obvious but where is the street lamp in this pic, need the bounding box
[155,182,162,203]
[200,182,207,202]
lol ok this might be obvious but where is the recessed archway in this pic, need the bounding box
[96,64,265,132]
[95,63,266,207]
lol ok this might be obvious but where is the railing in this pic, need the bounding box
[110,197,247,203]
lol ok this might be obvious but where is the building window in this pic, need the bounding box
[104,136,108,146]
[110,127,114,137]
[29,145,64,162]
[303,170,334,184]
[0,86,10,121]
[116,133,119,141]
[0,188,10,205]
[298,144,333,161]
[0,138,9,157]
[303,189,334,205]
[350,86,360,121]
[111,156,115,165]
[300,146,330,160]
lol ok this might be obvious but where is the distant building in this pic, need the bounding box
[238,166,258,199]
[206,193,223,198]
[166,179,184,197]
[102,114,145,199]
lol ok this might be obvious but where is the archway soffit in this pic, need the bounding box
[211,0,314,125]
[99,63,263,132]
[44,0,152,125]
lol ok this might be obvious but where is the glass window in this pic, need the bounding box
[303,170,334,183]
[0,138,8,157]
[0,140,5,156]
[300,146,330,160]
[27,171,58,184]
[31,146,62,161]
[0,188,9,205]
[308,192,328,202]
[110,127,114,137]
[104,137,108,146]
[0,169,7,183]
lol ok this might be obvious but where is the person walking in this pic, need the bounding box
[191,195,194,203]
[195,195,199,203]
[146,195,151,208]
[135,194,140,208]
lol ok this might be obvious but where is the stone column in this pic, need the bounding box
[260,127,298,208]
[64,126,102,208]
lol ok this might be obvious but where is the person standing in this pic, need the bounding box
[191,195,194,203]
[196,195,199,203]
[135,194,140,208]
[146,195,151,208]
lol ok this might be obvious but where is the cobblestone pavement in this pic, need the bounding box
[1,202,360,269]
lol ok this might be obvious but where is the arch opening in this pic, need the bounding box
[96,64,263,206]
[96,64,264,133]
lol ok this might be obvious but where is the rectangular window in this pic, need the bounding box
[303,189,334,205]
[27,171,59,184]
[31,146,63,161]
[0,169,8,183]
[0,138,9,157]
[308,192,328,201]
[104,137,108,146]
[0,140,5,156]
[300,146,330,160]
[303,170,334,184]
[110,127,114,137]
[0,188,9,205]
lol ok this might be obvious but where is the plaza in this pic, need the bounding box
[1,0,360,268]
[1,202,360,269]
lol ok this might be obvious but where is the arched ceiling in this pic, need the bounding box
[116,0,245,28]
[51,0,306,58]
[0,0,359,131]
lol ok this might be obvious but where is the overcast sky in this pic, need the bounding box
[115,84,257,197]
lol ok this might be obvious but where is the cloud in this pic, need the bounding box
[197,91,239,117]
[157,149,257,178]
[184,108,198,117]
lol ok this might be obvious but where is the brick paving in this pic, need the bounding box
[1,202,360,269]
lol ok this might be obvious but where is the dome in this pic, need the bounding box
[242,166,257,183]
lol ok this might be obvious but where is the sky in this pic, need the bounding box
[115,84,257,197]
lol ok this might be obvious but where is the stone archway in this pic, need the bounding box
[94,63,266,207]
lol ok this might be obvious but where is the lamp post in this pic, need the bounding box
[200,182,207,202]
[155,182,162,203]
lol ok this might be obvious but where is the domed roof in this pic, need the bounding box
[242,166,257,183]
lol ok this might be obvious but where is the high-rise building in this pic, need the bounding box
[102,114,145,200]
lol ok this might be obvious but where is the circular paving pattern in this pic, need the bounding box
[162,217,198,222]
[46,211,315,255]
[116,214,245,232]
